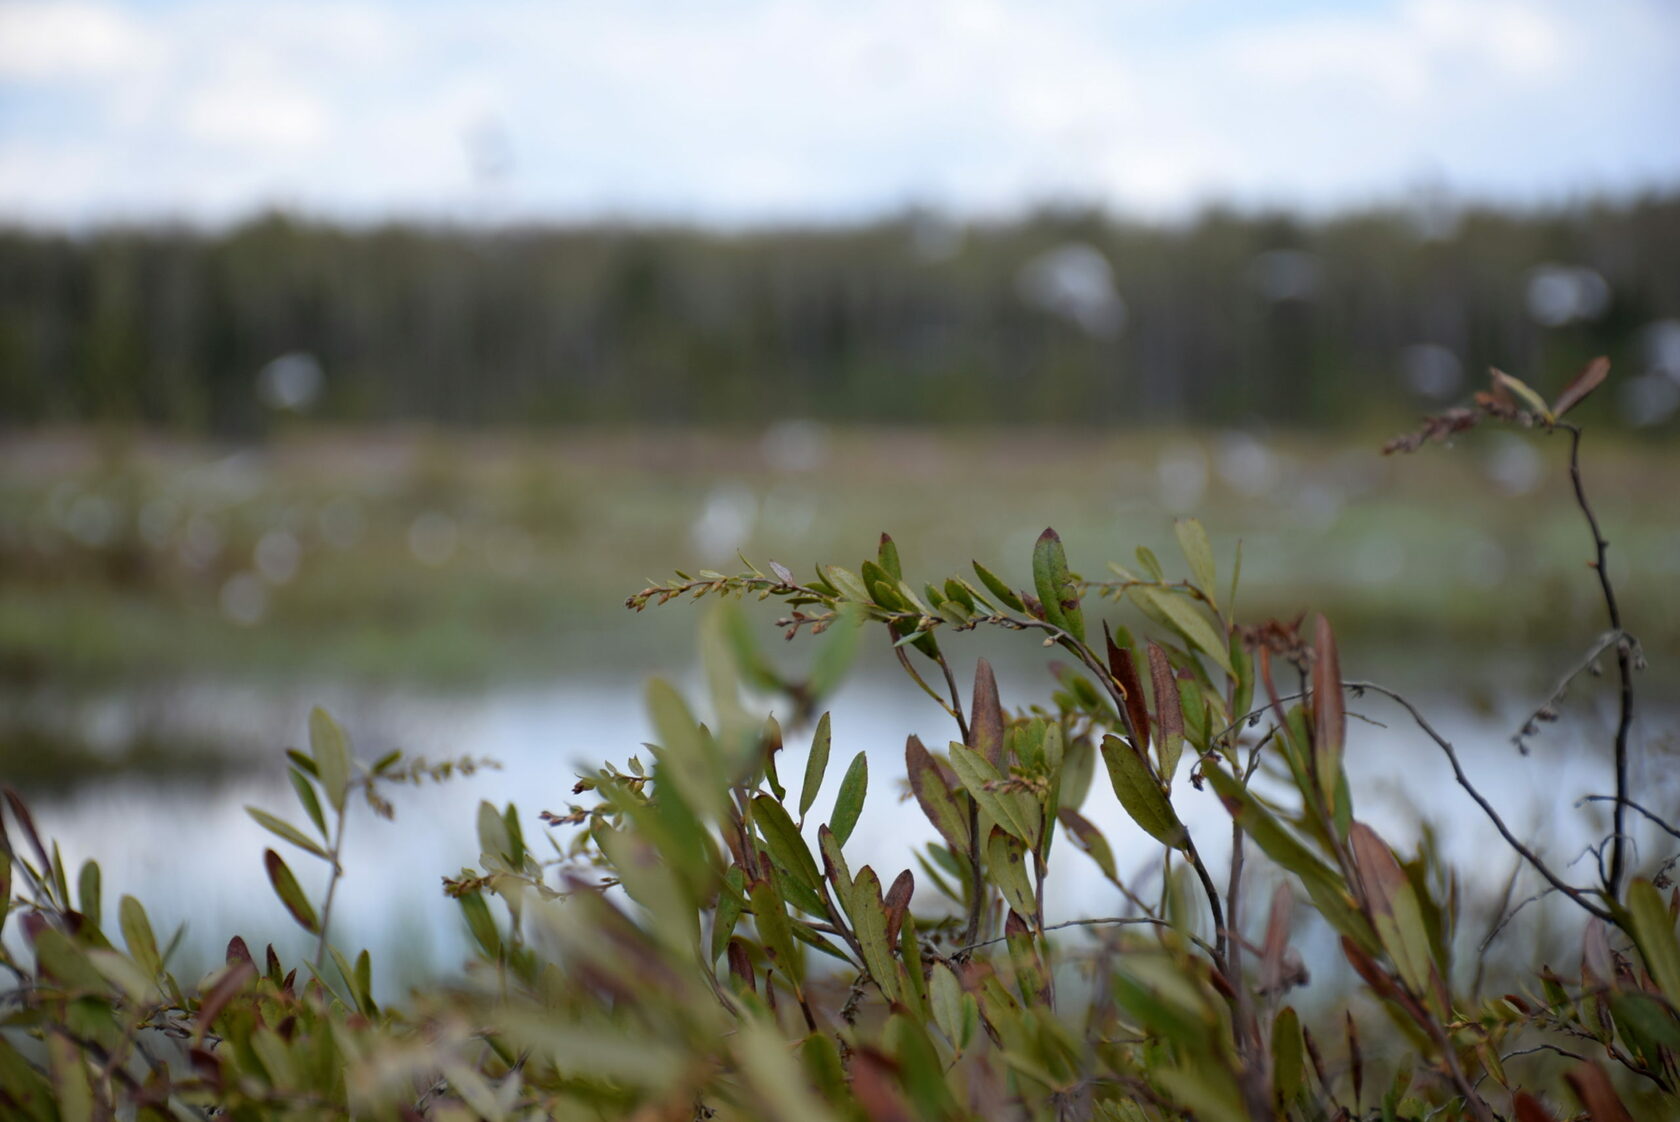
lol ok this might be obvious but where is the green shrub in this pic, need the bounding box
[2,358,1675,1121]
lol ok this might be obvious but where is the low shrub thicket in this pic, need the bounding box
[2,358,1675,1121]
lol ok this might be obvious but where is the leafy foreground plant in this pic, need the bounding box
[3,357,1677,1121]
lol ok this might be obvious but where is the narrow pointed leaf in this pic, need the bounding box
[247,807,331,862]
[829,751,868,847]
[972,561,1025,612]
[752,794,822,896]
[1058,808,1118,883]
[263,849,319,934]
[1147,641,1184,781]
[906,735,970,851]
[1311,614,1344,805]
[750,877,803,991]
[1131,586,1234,676]
[969,659,1005,767]
[288,768,329,840]
[1552,356,1611,418]
[798,712,831,821]
[1105,622,1151,750]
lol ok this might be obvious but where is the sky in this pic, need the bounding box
[1,0,1678,228]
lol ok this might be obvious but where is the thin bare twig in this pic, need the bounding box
[1347,680,1613,923]
[952,915,1217,961]
[1557,423,1637,898]
[1575,795,1680,842]
[1511,629,1633,754]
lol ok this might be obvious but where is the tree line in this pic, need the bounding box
[1,194,1676,433]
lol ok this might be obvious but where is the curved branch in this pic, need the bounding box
[1348,680,1612,923]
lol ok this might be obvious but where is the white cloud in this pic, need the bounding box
[0,2,162,81]
[0,0,1675,226]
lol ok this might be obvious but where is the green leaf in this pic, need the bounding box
[1032,527,1084,641]
[33,927,106,991]
[818,564,871,604]
[309,706,351,814]
[849,867,899,1001]
[930,962,966,1048]
[1273,1006,1305,1105]
[76,859,100,930]
[263,849,319,934]
[750,876,804,991]
[1130,586,1234,676]
[288,767,329,840]
[712,865,748,963]
[972,560,1025,612]
[829,751,868,847]
[876,532,903,580]
[1174,518,1217,609]
[1627,879,1680,1004]
[46,1033,95,1122]
[246,806,331,862]
[1134,546,1164,581]
[1491,367,1553,420]
[985,829,1037,919]
[1099,735,1187,850]
[646,677,725,821]
[752,794,822,897]
[459,891,501,958]
[948,743,1040,845]
[860,559,905,609]
[476,800,513,866]
[87,948,153,1004]
[119,895,161,978]
[798,712,831,821]
[818,825,857,924]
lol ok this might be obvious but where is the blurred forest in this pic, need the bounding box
[3,193,1679,433]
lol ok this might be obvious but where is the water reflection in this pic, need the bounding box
[15,665,1672,998]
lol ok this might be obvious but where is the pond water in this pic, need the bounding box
[12,661,1676,997]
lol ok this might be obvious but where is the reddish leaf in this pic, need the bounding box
[194,960,256,1046]
[1104,622,1151,750]
[969,659,1005,767]
[1260,882,1294,993]
[905,736,969,851]
[3,786,51,873]
[1348,822,1406,917]
[884,870,914,947]
[726,937,756,994]
[1513,1090,1562,1122]
[1552,356,1610,418]
[226,936,253,967]
[1565,1062,1634,1122]
[1312,614,1344,794]
[1146,641,1183,749]
[850,1047,914,1122]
